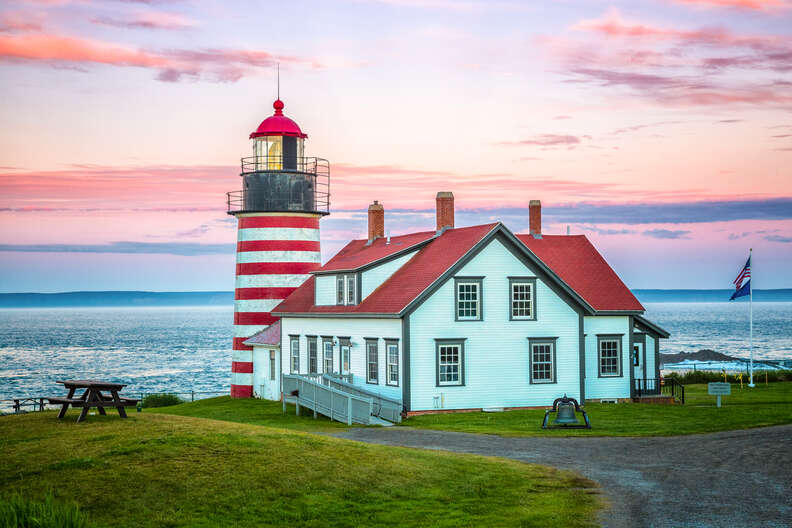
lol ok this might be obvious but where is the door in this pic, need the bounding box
[632,343,649,394]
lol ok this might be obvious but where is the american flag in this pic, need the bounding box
[733,256,751,290]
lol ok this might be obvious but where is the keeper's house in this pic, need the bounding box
[249,194,669,414]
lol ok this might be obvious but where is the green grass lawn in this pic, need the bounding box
[148,395,349,433]
[403,382,792,437]
[0,411,600,528]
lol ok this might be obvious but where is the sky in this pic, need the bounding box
[1,0,791,292]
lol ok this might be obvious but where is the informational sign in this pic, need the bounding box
[708,382,731,408]
[708,382,731,395]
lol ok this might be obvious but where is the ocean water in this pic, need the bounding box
[1,303,790,403]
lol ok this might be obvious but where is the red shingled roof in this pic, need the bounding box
[274,224,498,314]
[274,224,644,315]
[516,234,644,312]
[319,230,436,272]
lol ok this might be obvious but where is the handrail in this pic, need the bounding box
[633,378,685,404]
[319,374,402,423]
[282,374,374,425]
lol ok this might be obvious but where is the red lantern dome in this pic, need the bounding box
[249,99,307,139]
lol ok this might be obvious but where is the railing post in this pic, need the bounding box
[13,399,19,414]
[347,396,353,426]
[330,390,334,421]
[313,383,317,419]
[191,391,194,402]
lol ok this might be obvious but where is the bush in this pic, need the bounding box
[0,493,89,528]
[141,393,183,408]
[665,369,792,384]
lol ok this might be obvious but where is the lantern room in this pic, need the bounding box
[249,99,307,171]
[227,99,330,216]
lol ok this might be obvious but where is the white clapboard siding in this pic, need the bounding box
[584,315,631,399]
[360,250,419,300]
[408,237,581,411]
[279,317,403,402]
[314,275,337,306]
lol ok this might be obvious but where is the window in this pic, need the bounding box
[336,276,345,305]
[528,338,556,384]
[366,339,378,384]
[436,339,465,386]
[323,337,334,374]
[633,345,640,367]
[455,277,482,321]
[347,275,356,305]
[269,350,276,381]
[336,274,357,305]
[290,336,300,373]
[339,338,351,375]
[307,336,318,374]
[510,277,536,320]
[598,335,622,377]
[386,340,399,386]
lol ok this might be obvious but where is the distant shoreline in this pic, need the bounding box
[0,289,790,308]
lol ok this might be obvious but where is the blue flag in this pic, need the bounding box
[729,255,751,300]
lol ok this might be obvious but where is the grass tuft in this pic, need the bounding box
[141,393,182,408]
[0,493,90,528]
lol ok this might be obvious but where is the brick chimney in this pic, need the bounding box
[529,200,541,238]
[368,200,384,243]
[436,192,454,232]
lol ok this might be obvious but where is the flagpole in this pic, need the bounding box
[749,247,754,387]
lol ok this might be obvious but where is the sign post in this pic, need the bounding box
[708,382,731,408]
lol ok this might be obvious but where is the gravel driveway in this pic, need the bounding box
[332,425,792,528]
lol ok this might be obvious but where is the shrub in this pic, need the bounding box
[665,369,792,384]
[0,493,89,528]
[141,393,183,408]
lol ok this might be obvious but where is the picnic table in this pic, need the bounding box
[47,380,139,423]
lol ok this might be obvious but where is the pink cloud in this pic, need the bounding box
[495,134,581,147]
[671,0,789,10]
[0,32,323,82]
[90,12,196,30]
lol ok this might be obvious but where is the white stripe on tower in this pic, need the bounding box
[231,213,321,398]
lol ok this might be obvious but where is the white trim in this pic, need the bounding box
[235,274,311,288]
[238,227,320,242]
[236,251,321,263]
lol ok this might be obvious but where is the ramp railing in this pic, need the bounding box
[320,374,403,423]
[282,374,374,425]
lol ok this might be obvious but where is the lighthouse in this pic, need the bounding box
[227,99,329,398]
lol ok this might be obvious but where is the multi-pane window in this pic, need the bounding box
[336,274,356,305]
[437,342,463,386]
[347,275,356,305]
[269,350,276,381]
[323,338,334,374]
[340,339,351,375]
[366,340,378,384]
[386,341,399,386]
[530,341,555,383]
[307,336,318,374]
[336,276,345,305]
[456,279,481,321]
[599,337,621,377]
[511,281,535,319]
[290,336,299,373]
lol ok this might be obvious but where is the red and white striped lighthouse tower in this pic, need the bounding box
[227,99,330,398]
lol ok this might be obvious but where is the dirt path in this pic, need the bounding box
[332,425,792,528]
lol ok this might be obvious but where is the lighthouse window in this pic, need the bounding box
[290,336,300,374]
[455,277,482,321]
[323,337,334,374]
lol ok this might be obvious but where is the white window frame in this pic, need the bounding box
[336,275,345,305]
[346,274,356,305]
[598,335,622,377]
[510,278,536,321]
[289,336,299,374]
[528,338,556,384]
[269,350,277,381]
[340,339,351,375]
[336,274,357,305]
[307,336,318,374]
[455,277,482,321]
[366,339,378,384]
[386,341,399,386]
[323,338,334,374]
[436,340,464,386]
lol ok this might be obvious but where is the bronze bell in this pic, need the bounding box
[553,401,580,425]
